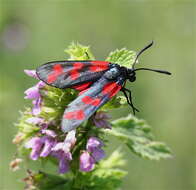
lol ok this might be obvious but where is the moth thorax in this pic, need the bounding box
[105,67,120,80]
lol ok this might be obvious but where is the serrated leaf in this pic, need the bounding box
[128,141,172,160]
[106,48,136,68]
[65,42,95,60]
[105,114,172,160]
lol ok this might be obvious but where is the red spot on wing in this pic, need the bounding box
[102,82,122,98]
[69,62,84,80]
[72,82,92,91]
[70,70,80,80]
[73,62,84,70]
[47,74,57,83]
[82,96,101,106]
[47,64,64,83]
[89,65,109,72]
[54,64,64,73]
[91,61,109,66]
[64,110,85,120]
[89,61,109,72]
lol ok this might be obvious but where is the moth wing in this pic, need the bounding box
[36,60,110,90]
[61,75,124,132]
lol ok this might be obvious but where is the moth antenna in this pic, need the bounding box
[134,67,171,75]
[132,41,154,69]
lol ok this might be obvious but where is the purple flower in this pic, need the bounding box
[87,137,105,161]
[25,136,56,160]
[24,73,45,115]
[86,137,104,152]
[52,130,76,152]
[24,85,40,99]
[91,147,105,162]
[32,97,42,115]
[24,69,38,79]
[80,137,105,172]
[52,151,71,173]
[58,158,70,174]
[52,142,69,153]
[41,129,57,138]
[51,143,72,174]
[80,151,95,172]
[93,111,112,129]
[64,130,76,148]
[40,137,56,157]
[50,130,76,174]
[24,81,45,100]
[25,137,43,160]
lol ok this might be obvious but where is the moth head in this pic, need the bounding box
[127,69,136,82]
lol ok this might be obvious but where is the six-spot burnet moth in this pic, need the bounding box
[36,41,171,133]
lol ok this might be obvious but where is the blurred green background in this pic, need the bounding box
[0,0,195,189]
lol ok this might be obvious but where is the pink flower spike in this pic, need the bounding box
[24,70,38,79]
[80,151,95,172]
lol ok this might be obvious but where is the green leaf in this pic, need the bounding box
[101,95,127,111]
[105,114,172,160]
[106,48,136,68]
[65,42,95,60]
[34,172,72,190]
[127,141,172,161]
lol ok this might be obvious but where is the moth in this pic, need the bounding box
[36,42,171,132]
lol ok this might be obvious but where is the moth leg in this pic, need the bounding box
[124,87,140,113]
[121,87,139,114]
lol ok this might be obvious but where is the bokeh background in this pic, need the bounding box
[0,0,195,189]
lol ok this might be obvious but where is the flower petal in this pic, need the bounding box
[93,111,112,129]
[58,158,69,174]
[41,129,57,138]
[80,151,95,172]
[24,70,38,79]
[86,137,104,152]
[32,97,42,115]
[91,148,105,162]
[24,85,40,99]
[40,137,55,157]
